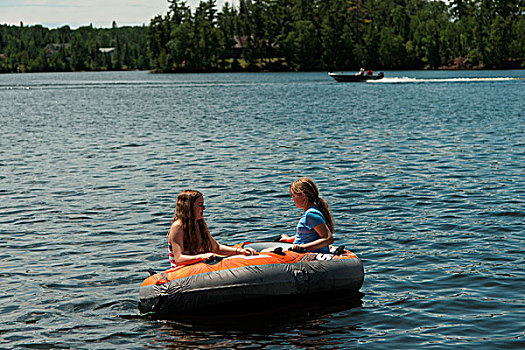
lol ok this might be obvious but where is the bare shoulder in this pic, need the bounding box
[169,219,183,235]
[170,219,182,228]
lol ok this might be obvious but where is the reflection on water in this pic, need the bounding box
[153,292,363,349]
[151,291,364,331]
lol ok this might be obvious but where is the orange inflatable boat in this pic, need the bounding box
[139,241,364,316]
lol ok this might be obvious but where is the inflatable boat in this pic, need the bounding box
[139,241,364,317]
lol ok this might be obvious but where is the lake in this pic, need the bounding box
[1,70,524,349]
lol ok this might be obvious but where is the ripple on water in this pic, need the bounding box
[0,71,524,348]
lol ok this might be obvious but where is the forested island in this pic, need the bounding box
[1,0,524,73]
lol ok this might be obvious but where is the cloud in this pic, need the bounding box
[0,0,80,8]
[0,0,170,28]
[0,0,239,28]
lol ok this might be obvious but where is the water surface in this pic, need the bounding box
[1,70,524,349]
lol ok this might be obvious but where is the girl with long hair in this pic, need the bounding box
[280,178,334,253]
[167,190,255,268]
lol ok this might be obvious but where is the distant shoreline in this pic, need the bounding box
[2,67,525,76]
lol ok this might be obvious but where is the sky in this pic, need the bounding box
[0,0,236,28]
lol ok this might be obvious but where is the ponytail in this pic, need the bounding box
[315,197,335,233]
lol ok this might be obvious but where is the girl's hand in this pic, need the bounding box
[279,234,295,243]
[237,247,257,256]
[201,252,214,260]
[290,244,306,253]
[244,247,257,255]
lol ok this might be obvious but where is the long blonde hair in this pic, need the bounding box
[173,190,212,254]
[290,178,335,233]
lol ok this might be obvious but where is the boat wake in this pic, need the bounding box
[373,77,524,83]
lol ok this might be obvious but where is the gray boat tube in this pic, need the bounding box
[139,242,364,316]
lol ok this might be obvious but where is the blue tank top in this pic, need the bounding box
[294,206,330,253]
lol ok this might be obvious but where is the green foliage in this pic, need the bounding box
[145,0,523,72]
[0,23,148,72]
[0,0,523,73]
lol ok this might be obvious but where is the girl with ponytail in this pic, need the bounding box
[280,178,335,253]
[167,190,255,268]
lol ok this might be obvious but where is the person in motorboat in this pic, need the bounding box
[167,190,256,268]
[279,178,335,253]
[366,69,374,76]
[355,68,365,76]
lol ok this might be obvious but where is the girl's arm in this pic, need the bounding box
[293,223,334,252]
[169,221,214,264]
[210,234,256,256]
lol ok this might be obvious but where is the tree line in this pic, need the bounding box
[0,22,148,73]
[148,0,524,72]
[1,0,524,73]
